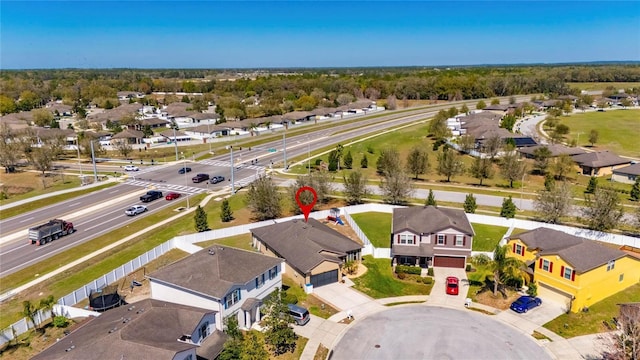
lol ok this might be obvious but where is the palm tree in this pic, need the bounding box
[39,295,56,318]
[22,300,39,331]
[478,244,528,296]
[249,122,258,136]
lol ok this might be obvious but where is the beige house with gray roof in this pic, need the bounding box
[571,151,631,176]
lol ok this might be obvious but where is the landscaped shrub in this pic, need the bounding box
[395,265,422,275]
[282,293,298,305]
[427,268,434,276]
[527,283,538,297]
[465,264,472,272]
[396,272,407,280]
[366,145,375,154]
[422,277,433,285]
[52,316,69,328]
[315,159,322,166]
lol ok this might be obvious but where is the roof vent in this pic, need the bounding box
[208,249,215,255]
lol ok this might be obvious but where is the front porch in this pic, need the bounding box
[239,298,262,330]
[392,255,433,268]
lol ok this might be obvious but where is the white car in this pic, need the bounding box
[125,205,147,216]
[124,165,139,171]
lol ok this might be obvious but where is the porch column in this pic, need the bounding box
[244,310,250,329]
[415,257,420,266]
[255,305,261,322]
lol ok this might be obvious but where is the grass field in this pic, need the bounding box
[350,212,392,248]
[567,82,640,91]
[352,256,433,298]
[194,233,254,251]
[560,109,640,157]
[471,223,509,251]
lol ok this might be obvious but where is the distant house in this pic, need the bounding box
[184,124,230,139]
[507,228,640,312]
[391,206,474,268]
[117,91,145,101]
[159,129,191,143]
[518,144,587,159]
[31,299,226,360]
[251,218,362,288]
[136,117,170,130]
[282,111,315,123]
[190,112,220,124]
[45,102,73,116]
[149,246,284,331]
[571,151,631,176]
[611,163,640,184]
[482,104,510,115]
[0,111,34,130]
[111,128,145,144]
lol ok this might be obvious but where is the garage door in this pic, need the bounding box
[537,282,572,311]
[433,256,465,268]
[310,270,338,288]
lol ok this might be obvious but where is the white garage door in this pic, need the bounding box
[537,282,572,312]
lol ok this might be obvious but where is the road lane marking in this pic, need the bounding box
[0,242,30,256]
[68,202,82,207]
[18,217,34,223]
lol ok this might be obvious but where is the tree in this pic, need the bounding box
[544,173,555,191]
[620,98,632,109]
[490,98,500,105]
[500,196,517,218]
[219,316,246,360]
[360,154,368,168]
[532,146,552,175]
[582,188,624,231]
[22,300,39,331]
[483,135,503,160]
[463,193,477,213]
[499,151,527,188]
[242,332,270,360]
[39,295,56,318]
[603,303,640,360]
[552,154,575,180]
[194,205,209,232]
[458,134,476,153]
[262,288,297,356]
[425,189,437,207]
[379,170,413,205]
[246,176,282,220]
[142,124,153,138]
[0,94,17,114]
[436,147,464,182]
[406,147,429,179]
[32,108,54,127]
[343,151,353,169]
[289,172,333,213]
[630,177,640,201]
[469,157,494,185]
[500,114,517,132]
[0,124,21,172]
[376,148,401,175]
[588,129,599,147]
[476,100,486,110]
[386,95,397,110]
[474,244,527,296]
[586,176,598,194]
[114,140,133,158]
[429,110,451,140]
[460,104,469,114]
[343,171,368,205]
[534,182,573,223]
[220,199,234,222]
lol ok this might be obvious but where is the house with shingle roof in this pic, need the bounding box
[148,246,284,331]
[611,162,640,184]
[32,298,226,360]
[111,128,145,144]
[507,227,640,312]
[571,151,631,176]
[391,206,474,268]
[251,218,362,288]
[184,124,230,139]
[518,144,587,159]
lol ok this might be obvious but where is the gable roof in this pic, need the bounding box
[139,117,170,126]
[613,163,640,176]
[509,228,628,273]
[251,218,362,274]
[392,206,474,236]
[282,111,314,121]
[32,299,226,360]
[186,124,231,133]
[148,246,283,299]
[518,144,587,157]
[571,151,630,168]
[111,128,144,139]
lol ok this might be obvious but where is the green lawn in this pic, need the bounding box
[560,109,640,157]
[350,212,392,248]
[195,233,254,251]
[281,277,338,319]
[466,264,493,300]
[471,223,509,251]
[567,82,640,91]
[352,256,433,298]
[544,283,640,338]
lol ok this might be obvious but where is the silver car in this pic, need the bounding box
[125,204,147,216]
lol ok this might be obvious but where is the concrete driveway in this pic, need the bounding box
[331,305,551,360]
[312,281,384,319]
[429,266,469,307]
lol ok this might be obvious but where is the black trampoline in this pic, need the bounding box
[89,285,123,312]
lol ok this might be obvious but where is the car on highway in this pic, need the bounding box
[178,167,192,174]
[140,190,163,203]
[209,175,225,184]
[125,205,147,216]
[510,296,542,313]
[165,192,181,200]
[192,173,210,183]
[124,165,139,171]
[446,276,459,295]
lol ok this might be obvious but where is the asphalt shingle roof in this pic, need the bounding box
[571,151,630,168]
[392,206,474,236]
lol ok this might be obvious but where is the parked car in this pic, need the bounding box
[192,173,210,183]
[165,192,181,200]
[124,165,139,171]
[178,167,192,174]
[287,304,310,326]
[446,276,459,295]
[140,190,163,203]
[510,296,542,313]
[125,205,147,216]
[209,175,225,184]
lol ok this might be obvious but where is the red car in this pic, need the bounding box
[446,276,459,296]
[165,192,181,200]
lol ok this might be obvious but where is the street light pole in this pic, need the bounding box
[520,172,526,209]
[181,152,190,209]
[90,140,98,183]
[283,131,287,170]
[308,140,310,175]
[173,127,179,161]
[230,146,235,194]
[76,136,83,179]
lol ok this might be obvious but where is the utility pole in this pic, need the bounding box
[283,132,287,171]
[90,140,98,183]
[230,146,235,193]
[173,127,179,161]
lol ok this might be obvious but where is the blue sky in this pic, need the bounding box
[2,1,639,69]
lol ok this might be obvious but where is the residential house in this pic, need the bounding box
[191,112,220,124]
[571,151,631,176]
[184,124,231,139]
[117,91,145,101]
[87,103,142,129]
[45,102,73,117]
[482,103,510,115]
[32,299,226,360]
[159,129,191,143]
[506,228,640,312]
[111,128,145,144]
[148,246,284,331]
[518,144,587,159]
[251,218,363,288]
[611,163,640,184]
[0,111,34,130]
[135,117,170,130]
[391,206,474,268]
[282,110,315,123]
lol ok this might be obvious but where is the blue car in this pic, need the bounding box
[510,296,542,313]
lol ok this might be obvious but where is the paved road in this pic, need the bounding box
[331,306,550,360]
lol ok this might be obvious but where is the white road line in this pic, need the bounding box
[68,202,82,207]
[0,242,30,255]
[18,217,34,223]
[108,189,119,194]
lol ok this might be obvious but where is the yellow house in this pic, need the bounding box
[507,228,640,313]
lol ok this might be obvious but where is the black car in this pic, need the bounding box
[192,173,210,183]
[140,190,163,203]
[178,167,192,174]
[209,175,225,184]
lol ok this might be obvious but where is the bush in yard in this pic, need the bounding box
[465,264,472,272]
[396,272,406,280]
[52,315,69,328]
[500,196,517,218]
[395,265,422,275]
[315,159,322,166]
[282,293,298,305]
[526,283,538,297]
[427,268,434,276]
[422,277,433,284]
[220,199,234,222]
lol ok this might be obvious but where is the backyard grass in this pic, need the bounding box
[195,233,254,252]
[350,212,392,248]
[352,256,433,298]
[248,330,308,360]
[560,109,640,157]
[567,82,640,91]
[471,223,509,251]
[543,283,640,338]
[282,276,338,319]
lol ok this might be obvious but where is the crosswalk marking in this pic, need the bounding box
[124,180,206,195]
[200,159,265,171]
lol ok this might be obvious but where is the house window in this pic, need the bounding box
[541,259,552,272]
[455,235,464,247]
[199,322,209,341]
[562,266,573,280]
[224,289,241,309]
[255,273,265,288]
[398,234,414,245]
[437,234,445,245]
[269,266,278,280]
[607,260,615,271]
[515,244,524,256]
[619,274,624,282]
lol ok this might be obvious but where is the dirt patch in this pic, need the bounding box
[345,262,368,279]
[474,289,521,310]
[337,317,355,324]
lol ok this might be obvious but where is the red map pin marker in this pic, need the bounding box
[295,186,317,222]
